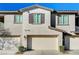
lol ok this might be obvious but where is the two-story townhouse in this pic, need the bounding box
[0,4,79,51]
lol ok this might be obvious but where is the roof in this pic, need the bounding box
[48,26,67,32]
[48,26,73,35]
[57,10,78,14]
[19,4,54,12]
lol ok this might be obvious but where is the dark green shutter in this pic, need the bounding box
[41,14,45,24]
[29,14,33,24]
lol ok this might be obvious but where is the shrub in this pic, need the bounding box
[18,46,27,52]
[59,46,65,53]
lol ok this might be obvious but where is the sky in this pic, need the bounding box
[0,3,79,11]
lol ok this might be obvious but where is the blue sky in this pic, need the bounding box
[0,3,79,11]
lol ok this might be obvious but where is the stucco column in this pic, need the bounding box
[58,32,63,46]
[20,23,27,47]
[20,12,28,48]
[57,32,63,51]
[20,27,27,47]
[20,15,27,47]
[21,35,27,47]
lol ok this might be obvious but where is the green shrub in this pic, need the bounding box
[59,46,65,53]
[18,46,27,52]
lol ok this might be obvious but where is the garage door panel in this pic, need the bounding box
[70,37,79,50]
[27,36,58,50]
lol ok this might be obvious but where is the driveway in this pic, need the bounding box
[23,50,63,55]
[23,50,79,55]
[65,50,79,55]
[0,50,79,55]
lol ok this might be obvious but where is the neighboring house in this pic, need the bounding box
[0,4,79,51]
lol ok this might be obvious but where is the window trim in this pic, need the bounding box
[14,15,23,24]
[58,14,69,26]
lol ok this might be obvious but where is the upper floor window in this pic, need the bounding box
[58,15,69,25]
[14,15,23,24]
[29,13,45,24]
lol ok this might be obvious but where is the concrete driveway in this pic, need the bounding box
[65,50,79,55]
[0,50,79,55]
[23,50,79,55]
[23,50,63,55]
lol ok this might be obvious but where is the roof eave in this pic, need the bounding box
[0,11,22,14]
[57,11,78,14]
[19,4,54,12]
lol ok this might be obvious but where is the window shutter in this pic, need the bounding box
[41,14,45,24]
[29,14,33,24]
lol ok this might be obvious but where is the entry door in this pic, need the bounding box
[27,37,32,50]
[64,36,70,50]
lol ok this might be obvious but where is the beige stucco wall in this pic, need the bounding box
[56,14,75,34]
[4,15,22,35]
[23,8,60,35]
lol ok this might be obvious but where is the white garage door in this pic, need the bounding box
[70,37,79,50]
[27,36,58,50]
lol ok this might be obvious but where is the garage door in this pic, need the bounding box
[27,36,58,50]
[70,37,79,50]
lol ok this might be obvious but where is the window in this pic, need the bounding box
[14,15,23,24]
[33,14,41,24]
[29,13,45,24]
[58,15,69,25]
